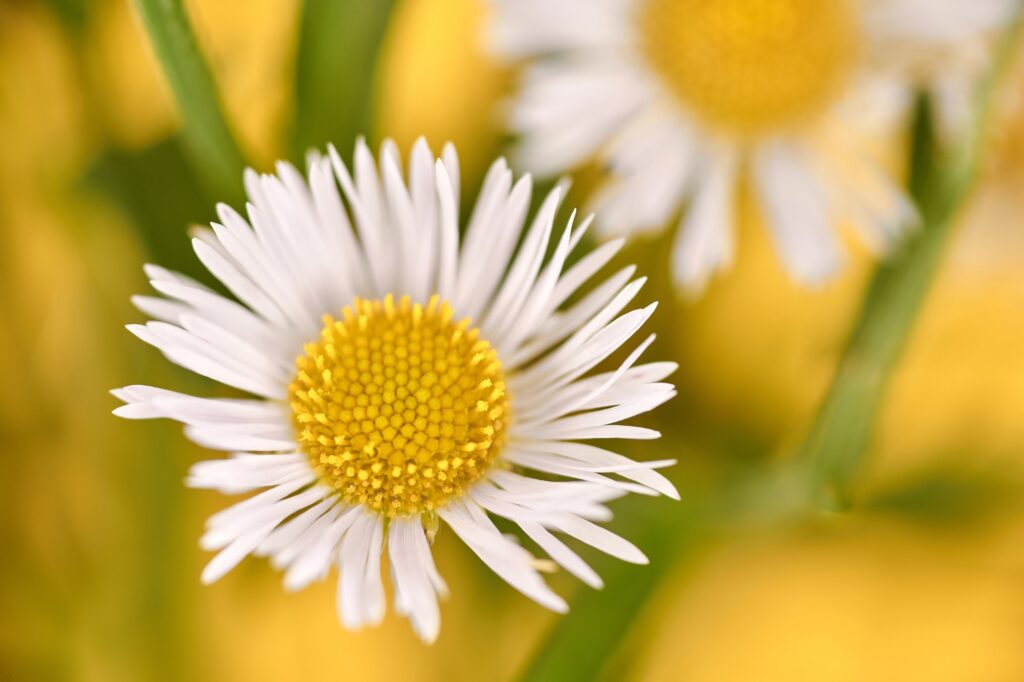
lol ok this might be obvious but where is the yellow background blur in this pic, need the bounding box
[2,0,1024,680]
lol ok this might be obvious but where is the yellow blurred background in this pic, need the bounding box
[2,0,1024,680]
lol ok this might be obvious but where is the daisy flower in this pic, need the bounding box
[113,139,678,643]
[488,0,1015,291]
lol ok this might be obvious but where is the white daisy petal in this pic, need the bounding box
[284,507,361,592]
[441,501,569,613]
[506,263,635,369]
[753,142,842,285]
[452,159,517,317]
[389,518,444,643]
[517,389,675,440]
[201,523,278,585]
[492,210,579,355]
[518,521,604,589]
[308,152,368,297]
[201,486,325,552]
[672,147,737,293]
[258,498,337,559]
[513,301,657,400]
[512,58,652,175]
[816,130,918,250]
[469,484,647,567]
[502,450,660,497]
[191,237,290,329]
[187,455,308,495]
[590,109,697,237]
[272,501,344,570]
[338,511,386,629]
[407,138,440,301]
[209,204,306,326]
[432,162,461,303]
[131,295,189,325]
[517,334,657,423]
[866,0,1015,44]
[512,440,680,500]
[112,385,283,423]
[126,322,283,399]
[481,186,563,344]
[488,0,632,57]
[146,263,288,353]
[484,472,623,521]
[548,515,649,565]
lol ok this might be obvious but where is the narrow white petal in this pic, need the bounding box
[550,515,648,565]
[258,498,337,558]
[481,186,562,343]
[284,507,361,591]
[519,520,604,589]
[672,148,737,293]
[201,523,277,584]
[440,501,568,613]
[337,511,386,629]
[389,518,442,643]
[434,161,461,301]
[753,142,842,285]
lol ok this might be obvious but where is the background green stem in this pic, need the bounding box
[132,0,249,203]
[290,0,397,162]
[799,17,1022,509]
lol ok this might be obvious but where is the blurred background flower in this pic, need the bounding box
[1,0,1023,680]
[487,0,1011,291]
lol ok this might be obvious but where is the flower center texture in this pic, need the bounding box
[289,295,510,517]
[641,0,859,135]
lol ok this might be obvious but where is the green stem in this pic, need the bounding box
[800,17,1022,510]
[132,0,248,203]
[290,0,396,161]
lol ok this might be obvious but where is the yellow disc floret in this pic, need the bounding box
[641,0,859,135]
[289,295,510,517]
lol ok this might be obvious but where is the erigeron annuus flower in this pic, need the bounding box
[113,139,678,643]
[488,0,1014,291]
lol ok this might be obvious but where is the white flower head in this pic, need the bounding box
[114,139,678,643]
[488,0,1015,292]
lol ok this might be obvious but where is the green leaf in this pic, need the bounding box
[291,0,397,161]
[798,14,1024,510]
[132,0,248,203]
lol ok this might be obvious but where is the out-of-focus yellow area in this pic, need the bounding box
[84,0,299,164]
[377,0,508,185]
[638,521,1024,682]
[2,0,1024,680]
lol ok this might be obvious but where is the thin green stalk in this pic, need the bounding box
[291,0,396,161]
[800,17,1022,510]
[132,0,248,203]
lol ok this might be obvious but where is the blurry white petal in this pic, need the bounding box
[672,148,737,293]
[753,142,842,285]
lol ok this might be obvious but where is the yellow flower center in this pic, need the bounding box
[641,0,859,135]
[289,295,510,517]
